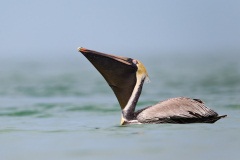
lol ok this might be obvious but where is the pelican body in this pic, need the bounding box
[78,47,226,125]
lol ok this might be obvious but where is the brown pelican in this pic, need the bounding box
[78,47,227,125]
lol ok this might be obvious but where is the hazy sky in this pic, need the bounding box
[0,0,239,59]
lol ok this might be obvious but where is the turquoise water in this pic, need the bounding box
[0,52,240,160]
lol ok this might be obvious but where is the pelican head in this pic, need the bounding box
[78,47,149,112]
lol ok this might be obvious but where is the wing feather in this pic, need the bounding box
[136,97,225,123]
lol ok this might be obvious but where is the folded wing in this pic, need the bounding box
[136,97,226,123]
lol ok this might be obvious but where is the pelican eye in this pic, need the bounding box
[132,59,138,65]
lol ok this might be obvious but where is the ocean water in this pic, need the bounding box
[0,52,240,160]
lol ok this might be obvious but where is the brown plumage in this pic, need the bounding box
[78,47,227,125]
[135,97,226,124]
